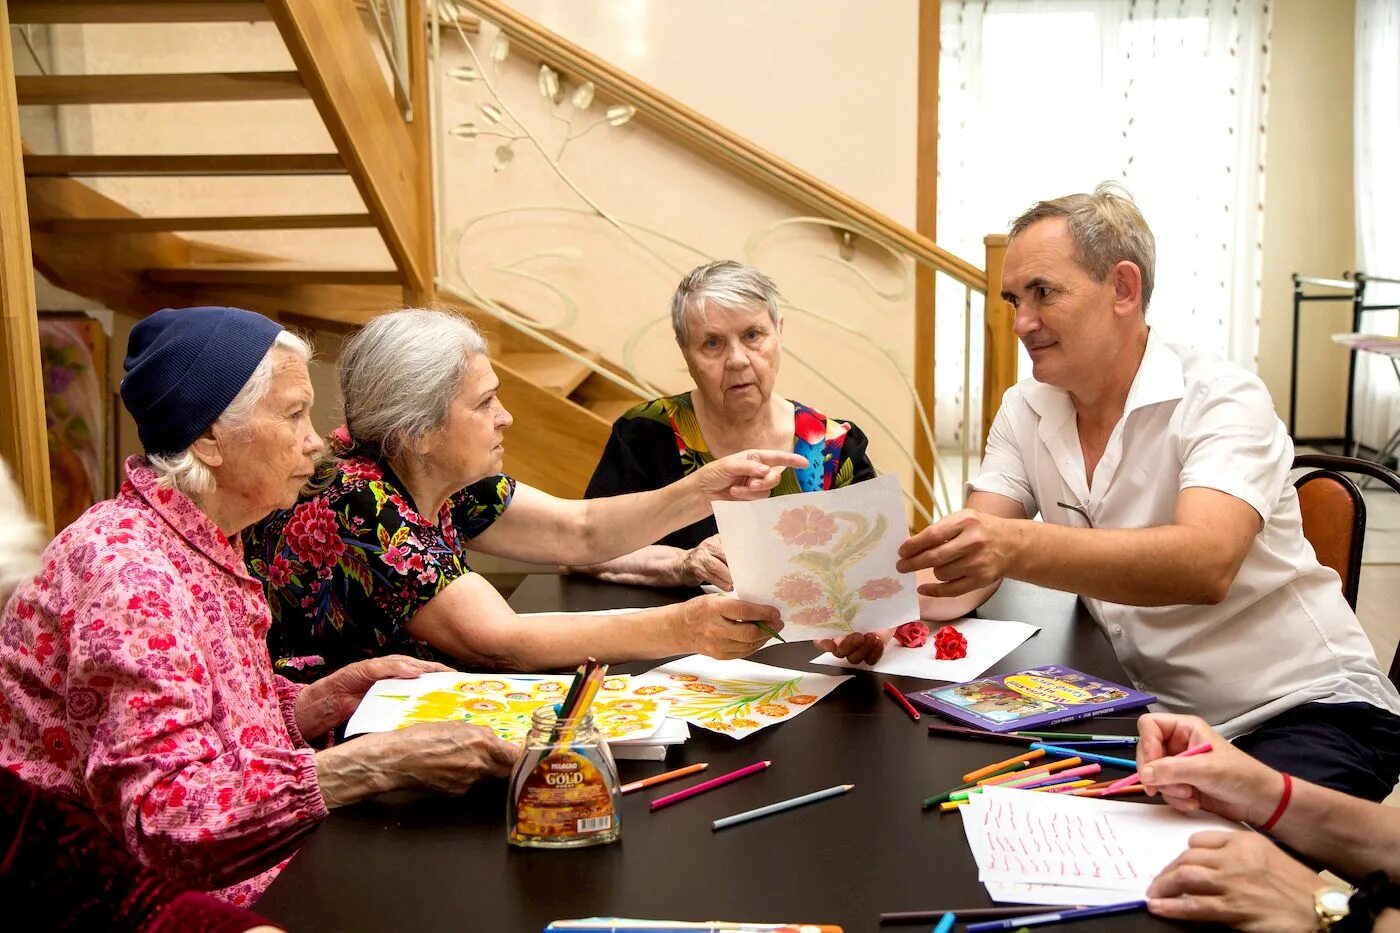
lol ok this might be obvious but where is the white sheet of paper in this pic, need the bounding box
[631,655,850,739]
[712,474,918,641]
[961,786,1241,898]
[810,617,1041,681]
[982,881,1129,906]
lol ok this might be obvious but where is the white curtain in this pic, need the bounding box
[1353,0,1400,455]
[936,0,1272,447]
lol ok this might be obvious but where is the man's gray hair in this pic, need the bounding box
[339,308,488,461]
[670,260,783,345]
[148,330,311,499]
[1009,182,1157,312]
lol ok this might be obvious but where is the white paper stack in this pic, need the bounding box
[609,717,690,761]
[959,785,1242,905]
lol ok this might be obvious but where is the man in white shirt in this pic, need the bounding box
[899,184,1400,800]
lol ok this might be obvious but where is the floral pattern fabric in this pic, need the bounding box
[0,457,329,907]
[584,392,876,550]
[245,452,516,681]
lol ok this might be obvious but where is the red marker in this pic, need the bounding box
[884,681,921,721]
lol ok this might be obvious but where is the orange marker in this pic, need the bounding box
[978,757,1083,787]
[962,748,1046,783]
[619,762,709,795]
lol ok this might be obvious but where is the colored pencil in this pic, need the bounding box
[1090,783,1146,798]
[939,799,968,812]
[1103,741,1212,794]
[965,899,1147,931]
[963,749,1046,782]
[712,783,853,830]
[1035,779,1095,794]
[927,723,1036,745]
[1012,730,1139,742]
[932,913,956,933]
[878,906,1070,924]
[751,619,788,644]
[883,682,921,721]
[649,760,771,811]
[620,763,709,795]
[1028,744,1136,769]
[1014,763,1101,789]
[1047,739,1141,747]
[923,763,1029,808]
[979,757,1082,787]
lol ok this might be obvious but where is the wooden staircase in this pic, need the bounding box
[5,0,642,509]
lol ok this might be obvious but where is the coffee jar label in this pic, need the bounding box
[512,752,614,839]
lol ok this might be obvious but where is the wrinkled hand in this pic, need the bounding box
[377,721,519,795]
[1147,831,1321,932]
[674,536,732,590]
[296,655,453,739]
[676,594,782,659]
[896,509,1017,597]
[1137,713,1284,825]
[694,449,808,502]
[815,630,889,665]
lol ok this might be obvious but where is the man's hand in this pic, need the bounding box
[815,630,888,665]
[674,595,782,659]
[1136,713,1285,825]
[694,450,808,502]
[296,655,452,739]
[1147,831,1321,932]
[674,535,732,589]
[896,509,1020,597]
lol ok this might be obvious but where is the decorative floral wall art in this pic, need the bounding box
[631,656,850,739]
[39,315,109,531]
[345,672,669,745]
[712,474,919,641]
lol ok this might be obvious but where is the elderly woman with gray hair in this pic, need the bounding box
[246,307,801,680]
[577,260,886,664]
[0,306,518,907]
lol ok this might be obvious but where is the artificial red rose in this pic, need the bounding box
[894,621,930,648]
[934,624,968,660]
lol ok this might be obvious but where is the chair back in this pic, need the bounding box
[1292,454,1400,689]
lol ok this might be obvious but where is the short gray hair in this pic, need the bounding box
[148,330,312,499]
[670,260,783,345]
[339,308,488,461]
[1009,182,1156,312]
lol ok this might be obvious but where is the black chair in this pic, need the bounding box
[1292,453,1400,688]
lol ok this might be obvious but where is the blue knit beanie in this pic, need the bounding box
[120,306,285,455]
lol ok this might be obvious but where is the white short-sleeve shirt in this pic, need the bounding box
[970,329,1400,736]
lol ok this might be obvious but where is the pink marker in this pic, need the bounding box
[649,760,771,811]
[1105,741,1213,794]
[1015,763,1101,789]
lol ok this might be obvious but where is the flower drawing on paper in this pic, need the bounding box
[775,506,838,547]
[857,577,900,600]
[774,508,893,634]
[754,703,790,718]
[774,572,823,606]
[651,675,809,732]
[788,694,817,706]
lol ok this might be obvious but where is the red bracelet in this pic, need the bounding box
[1257,771,1292,832]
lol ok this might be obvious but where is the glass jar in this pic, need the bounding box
[507,706,621,848]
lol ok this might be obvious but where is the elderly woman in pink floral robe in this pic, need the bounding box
[0,307,517,906]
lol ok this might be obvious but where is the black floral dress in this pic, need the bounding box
[585,392,876,550]
[245,452,515,681]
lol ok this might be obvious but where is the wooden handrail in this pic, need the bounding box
[455,0,986,292]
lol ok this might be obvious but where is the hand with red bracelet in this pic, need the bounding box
[1135,712,1288,827]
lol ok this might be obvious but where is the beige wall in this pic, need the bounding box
[1258,0,1356,439]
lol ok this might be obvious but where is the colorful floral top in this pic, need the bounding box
[0,457,329,907]
[244,449,516,681]
[585,393,876,550]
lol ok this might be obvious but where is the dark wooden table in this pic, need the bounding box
[260,576,1189,932]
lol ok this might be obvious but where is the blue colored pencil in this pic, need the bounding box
[1028,743,1137,769]
[712,783,853,830]
[966,899,1147,931]
[932,912,956,933]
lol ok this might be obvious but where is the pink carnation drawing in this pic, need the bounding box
[774,572,823,606]
[775,506,838,547]
[792,605,836,626]
[857,577,901,600]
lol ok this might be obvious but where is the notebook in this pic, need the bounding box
[906,664,1154,732]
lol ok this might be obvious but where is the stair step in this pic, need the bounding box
[34,213,375,233]
[499,352,597,397]
[8,1,272,23]
[585,397,641,423]
[147,263,401,286]
[17,72,306,106]
[24,153,345,177]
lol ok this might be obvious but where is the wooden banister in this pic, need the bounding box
[981,235,1017,452]
[268,0,431,297]
[455,0,985,292]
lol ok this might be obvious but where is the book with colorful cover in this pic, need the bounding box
[906,664,1155,732]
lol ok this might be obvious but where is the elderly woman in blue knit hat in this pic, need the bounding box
[0,306,518,906]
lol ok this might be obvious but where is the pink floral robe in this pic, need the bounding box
[0,457,329,906]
